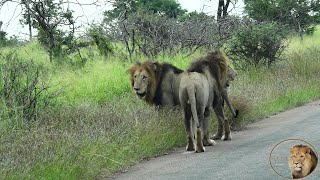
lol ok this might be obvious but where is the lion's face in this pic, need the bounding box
[288,145,315,177]
[289,149,309,172]
[132,69,150,99]
[226,66,237,87]
[227,66,237,82]
[128,62,158,102]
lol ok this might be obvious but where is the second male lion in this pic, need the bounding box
[179,72,216,152]
[187,50,231,141]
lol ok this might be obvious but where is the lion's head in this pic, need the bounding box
[128,61,160,104]
[288,144,318,179]
[226,66,237,87]
[187,50,228,91]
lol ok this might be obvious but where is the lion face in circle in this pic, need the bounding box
[132,69,150,99]
[288,145,318,179]
[290,149,307,171]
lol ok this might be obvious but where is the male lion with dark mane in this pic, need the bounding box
[128,61,183,106]
[288,144,318,179]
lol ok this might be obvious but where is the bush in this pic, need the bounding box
[226,22,288,67]
[88,26,113,57]
[0,53,61,123]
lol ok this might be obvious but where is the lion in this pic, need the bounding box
[288,144,318,179]
[187,50,232,141]
[128,51,236,142]
[179,72,216,152]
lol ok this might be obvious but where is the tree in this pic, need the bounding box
[244,0,320,38]
[217,0,238,20]
[20,0,79,62]
[104,0,186,22]
[0,21,7,46]
[226,22,288,67]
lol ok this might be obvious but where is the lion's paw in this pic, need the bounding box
[211,133,222,140]
[203,139,216,146]
[186,144,195,151]
[196,146,205,153]
[221,133,232,141]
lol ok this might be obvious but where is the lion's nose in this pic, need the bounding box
[134,87,140,91]
[295,162,298,165]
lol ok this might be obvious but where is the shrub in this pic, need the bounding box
[88,26,113,57]
[226,22,288,67]
[0,52,61,123]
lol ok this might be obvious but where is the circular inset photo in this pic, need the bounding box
[269,139,318,179]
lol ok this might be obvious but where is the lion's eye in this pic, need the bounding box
[300,155,304,158]
[134,75,137,79]
[142,76,147,80]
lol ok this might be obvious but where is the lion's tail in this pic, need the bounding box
[186,85,199,128]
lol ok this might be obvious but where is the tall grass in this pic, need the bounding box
[1,29,320,179]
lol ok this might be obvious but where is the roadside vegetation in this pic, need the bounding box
[1,0,320,179]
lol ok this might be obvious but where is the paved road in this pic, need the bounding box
[110,101,320,180]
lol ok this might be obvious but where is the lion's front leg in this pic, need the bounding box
[213,104,231,141]
[212,106,223,140]
[221,118,232,141]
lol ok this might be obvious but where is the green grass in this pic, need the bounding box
[1,29,320,179]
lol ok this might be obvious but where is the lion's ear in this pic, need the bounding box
[152,62,159,71]
[305,147,311,154]
[127,65,137,74]
[290,147,294,154]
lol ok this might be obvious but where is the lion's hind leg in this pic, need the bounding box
[183,105,195,151]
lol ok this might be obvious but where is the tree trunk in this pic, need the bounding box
[26,1,32,40]
[217,0,224,20]
[217,0,231,20]
[223,0,231,18]
[298,21,303,42]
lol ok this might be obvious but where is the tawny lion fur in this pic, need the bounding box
[288,144,318,179]
[179,72,216,152]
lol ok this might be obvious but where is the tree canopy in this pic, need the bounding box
[104,0,187,21]
[244,0,320,34]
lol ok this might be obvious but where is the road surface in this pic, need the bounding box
[110,101,320,180]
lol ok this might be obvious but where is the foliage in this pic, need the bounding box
[104,0,186,22]
[0,52,60,122]
[0,21,20,47]
[87,26,113,57]
[244,0,320,35]
[19,0,88,62]
[226,22,288,67]
[103,9,242,58]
